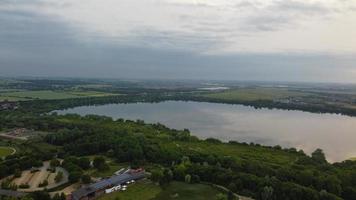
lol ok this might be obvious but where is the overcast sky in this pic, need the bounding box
[1,0,356,82]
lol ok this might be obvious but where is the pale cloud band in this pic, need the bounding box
[0,0,356,82]
[1,0,355,54]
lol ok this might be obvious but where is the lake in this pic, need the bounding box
[55,101,356,162]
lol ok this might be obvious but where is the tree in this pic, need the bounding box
[29,191,51,200]
[50,159,60,169]
[228,183,237,192]
[312,149,327,164]
[55,171,64,183]
[159,168,173,186]
[323,175,341,196]
[215,193,227,200]
[261,186,274,200]
[185,174,191,183]
[81,174,91,184]
[69,171,83,182]
[150,169,163,183]
[78,157,91,170]
[52,193,60,200]
[319,190,343,200]
[227,191,236,200]
[93,156,109,171]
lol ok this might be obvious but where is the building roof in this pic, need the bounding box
[72,171,144,200]
[0,189,27,198]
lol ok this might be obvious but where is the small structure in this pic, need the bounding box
[70,168,145,200]
[0,101,18,111]
[0,189,27,199]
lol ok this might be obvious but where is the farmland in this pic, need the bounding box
[201,88,309,101]
[0,90,118,102]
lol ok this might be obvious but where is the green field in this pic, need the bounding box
[99,180,161,200]
[153,181,222,200]
[0,146,15,157]
[99,181,222,200]
[0,90,118,102]
[202,88,307,101]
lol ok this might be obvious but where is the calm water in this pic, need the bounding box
[55,101,356,162]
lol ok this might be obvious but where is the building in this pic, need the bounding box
[70,169,145,200]
[0,101,18,111]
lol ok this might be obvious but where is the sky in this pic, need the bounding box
[0,0,356,82]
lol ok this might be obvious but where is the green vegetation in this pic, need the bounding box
[153,181,221,200]
[167,141,299,165]
[202,88,307,101]
[99,181,222,200]
[90,162,125,178]
[0,146,15,157]
[99,180,161,200]
[0,90,118,102]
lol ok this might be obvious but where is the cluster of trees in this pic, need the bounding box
[0,154,43,180]
[187,95,356,117]
[61,156,90,183]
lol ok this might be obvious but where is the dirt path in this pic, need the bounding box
[13,171,31,185]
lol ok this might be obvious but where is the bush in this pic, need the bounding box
[14,169,22,178]
[55,171,64,183]
[19,183,30,189]
[38,180,48,187]
[81,174,91,184]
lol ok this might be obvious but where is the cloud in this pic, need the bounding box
[2,0,355,54]
[0,0,356,82]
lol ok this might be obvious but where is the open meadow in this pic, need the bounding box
[0,90,118,102]
[98,180,223,200]
[202,88,308,101]
[0,146,15,157]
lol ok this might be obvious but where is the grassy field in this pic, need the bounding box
[202,88,308,101]
[0,90,118,102]
[153,181,221,200]
[0,146,15,157]
[99,181,222,200]
[99,180,161,200]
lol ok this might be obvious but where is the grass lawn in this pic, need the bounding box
[0,146,15,157]
[99,180,161,200]
[202,88,307,101]
[90,162,127,178]
[0,96,27,101]
[153,181,221,200]
[0,90,118,102]
[66,91,118,97]
[99,181,222,200]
